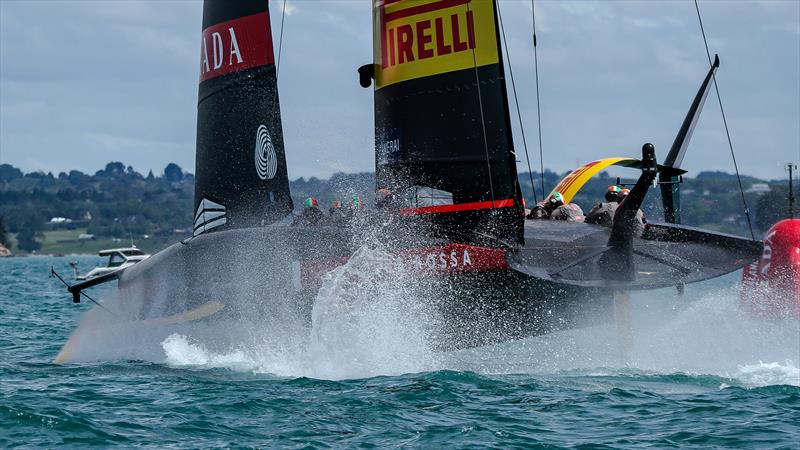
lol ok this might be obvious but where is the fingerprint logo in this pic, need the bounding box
[255,124,277,180]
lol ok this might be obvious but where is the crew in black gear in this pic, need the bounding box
[585,185,621,227]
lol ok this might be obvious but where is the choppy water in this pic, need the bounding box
[1,255,798,448]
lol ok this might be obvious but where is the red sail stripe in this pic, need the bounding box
[556,160,600,196]
[384,0,471,22]
[400,198,515,216]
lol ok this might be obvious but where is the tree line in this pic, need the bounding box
[0,161,796,253]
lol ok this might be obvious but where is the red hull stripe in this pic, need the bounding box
[384,0,471,22]
[200,12,274,82]
[400,198,515,216]
[403,243,508,273]
[298,243,509,289]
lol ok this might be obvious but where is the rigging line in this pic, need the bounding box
[694,0,755,240]
[269,0,288,175]
[79,290,117,317]
[467,0,497,208]
[276,0,287,78]
[497,3,538,203]
[531,0,546,198]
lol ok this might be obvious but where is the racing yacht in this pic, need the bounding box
[55,0,762,362]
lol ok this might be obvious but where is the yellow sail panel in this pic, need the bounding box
[374,0,499,89]
[549,157,638,204]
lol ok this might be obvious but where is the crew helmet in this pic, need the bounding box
[304,197,319,209]
[549,192,565,208]
[617,188,631,203]
[375,188,393,207]
[605,185,622,202]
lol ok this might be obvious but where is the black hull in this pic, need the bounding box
[57,218,758,361]
[57,224,613,362]
[120,226,611,350]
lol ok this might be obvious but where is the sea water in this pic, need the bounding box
[1,255,798,448]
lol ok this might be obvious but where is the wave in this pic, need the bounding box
[160,245,438,380]
[162,334,257,372]
[156,246,799,387]
[733,361,800,388]
[160,331,799,387]
[63,239,799,387]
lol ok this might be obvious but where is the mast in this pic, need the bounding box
[363,0,523,244]
[659,54,719,224]
[193,0,292,237]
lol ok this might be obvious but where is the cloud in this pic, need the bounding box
[0,101,47,119]
[81,132,174,153]
[759,22,800,35]
[557,1,612,19]
[0,0,797,182]
[623,17,661,29]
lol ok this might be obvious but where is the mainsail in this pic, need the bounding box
[366,0,524,243]
[193,0,292,236]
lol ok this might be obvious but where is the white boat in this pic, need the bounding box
[71,247,149,280]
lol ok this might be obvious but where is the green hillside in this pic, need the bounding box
[1,161,796,255]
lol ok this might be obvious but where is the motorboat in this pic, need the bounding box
[70,247,149,281]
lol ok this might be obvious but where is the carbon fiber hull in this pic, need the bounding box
[57,218,758,361]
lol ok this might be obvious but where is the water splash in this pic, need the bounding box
[64,244,798,387]
[162,333,255,371]
[156,244,437,380]
[305,245,437,379]
[733,361,800,388]
[448,278,800,387]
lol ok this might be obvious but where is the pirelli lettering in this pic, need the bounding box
[375,0,499,88]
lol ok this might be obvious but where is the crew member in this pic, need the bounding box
[585,185,621,227]
[548,192,585,222]
[329,199,345,224]
[527,202,549,219]
[375,188,396,209]
[292,196,324,226]
[339,195,365,222]
[529,193,563,219]
[617,188,630,202]
[351,195,364,209]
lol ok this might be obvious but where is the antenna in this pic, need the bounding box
[787,162,797,219]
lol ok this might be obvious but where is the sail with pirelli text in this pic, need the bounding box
[367,0,524,243]
[194,0,292,237]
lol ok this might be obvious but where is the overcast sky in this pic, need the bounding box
[1,0,798,180]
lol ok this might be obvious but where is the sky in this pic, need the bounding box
[0,0,798,181]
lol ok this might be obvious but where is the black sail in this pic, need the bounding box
[193,0,292,237]
[369,0,523,244]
